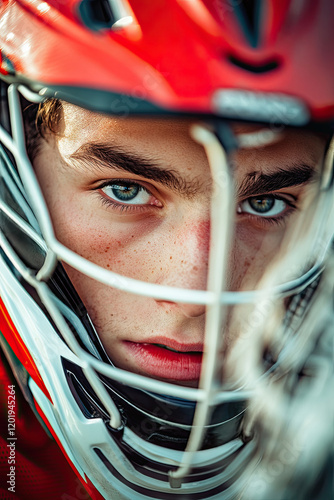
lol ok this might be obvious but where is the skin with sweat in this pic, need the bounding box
[33,103,325,385]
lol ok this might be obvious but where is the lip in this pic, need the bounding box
[123,339,203,381]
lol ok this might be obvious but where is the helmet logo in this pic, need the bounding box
[212,89,310,126]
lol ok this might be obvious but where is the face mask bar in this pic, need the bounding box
[1,83,333,493]
[168,123,234,487]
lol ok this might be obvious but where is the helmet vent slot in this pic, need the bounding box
[78,0,116,31]
[234,0,262,48]
[228,55,279,74]
[241,0,258,31]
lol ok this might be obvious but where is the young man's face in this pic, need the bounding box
[33,103,325,386]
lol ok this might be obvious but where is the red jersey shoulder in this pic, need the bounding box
[0,352,90,500]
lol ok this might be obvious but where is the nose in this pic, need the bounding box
[175,296,206,318]
[156,218,210,318]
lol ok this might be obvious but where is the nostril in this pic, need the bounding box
[155,298,206,319]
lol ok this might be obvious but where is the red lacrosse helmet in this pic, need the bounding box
[1,0,334,122]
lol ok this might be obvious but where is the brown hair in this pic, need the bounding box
[24,98,62,161]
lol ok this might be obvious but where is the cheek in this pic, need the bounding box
[62,267,152,341]
[229,223,285,291]
[49,191,167,281]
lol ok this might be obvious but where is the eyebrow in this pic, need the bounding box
[68,142,317,200]
[238,164,317,198]
[68,142,201,197]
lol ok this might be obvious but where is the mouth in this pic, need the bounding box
[123,339,203,381]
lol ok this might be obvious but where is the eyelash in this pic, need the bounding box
[96,179,158,213]
[238,194,297,226]
[100,197,148,213]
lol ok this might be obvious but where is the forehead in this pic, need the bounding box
[59,103,207,165]
[59,103,325,174]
